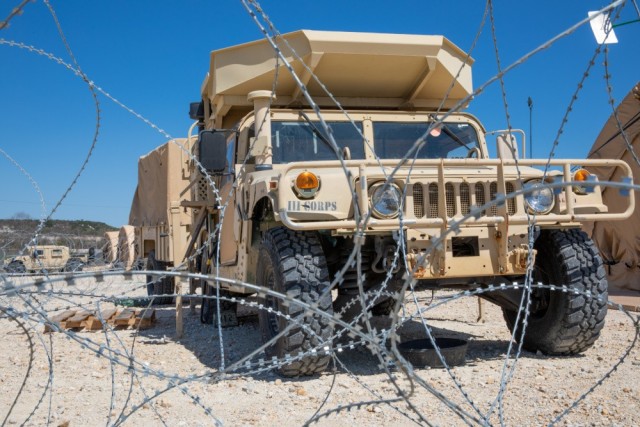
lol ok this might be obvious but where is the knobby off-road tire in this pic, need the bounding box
[200,251,237,325]
[502,229,607,355]
[331,243,402,320]
[369,274,404,316]
[6,261,26,274]
[333,281,401,319]
[64,258,84,272]
[257,227,334,377]
[146,250,175,305]
[200,251,215,324]
[371,293,400,316]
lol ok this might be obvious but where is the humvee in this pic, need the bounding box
[65,247,103,272]
[4,245,71,273]
[175,30,633,376]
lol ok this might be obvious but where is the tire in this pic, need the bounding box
[6,261,26,274]
[502,229,607,355]
[199,250,238,325]
[331,243,396,320]
[200,249,214,324]
[333,287,399,319]
[145,250,175,305]
[333,255,403,320]
[371,295,399,316]
[64,258,84,272]
[257,227,334,376]
[131,258,145,271]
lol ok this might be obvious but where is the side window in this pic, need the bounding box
[226,132,236,174]
[51,249,63,258]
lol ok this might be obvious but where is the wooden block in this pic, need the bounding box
[44,310,76,332]
[82,316,104,331]
[83,307,119,331]
[129,309,156,328]
[114,308,135,326]
[140,308,156,321]
[65,310,93,328]
[98,308,118,322]
[139,308,156,328]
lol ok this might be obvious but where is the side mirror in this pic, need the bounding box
[189,101,204,121]
[198,130,228,173]
[496,133,519,160]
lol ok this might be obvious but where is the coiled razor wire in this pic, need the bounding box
[1,0,640,425]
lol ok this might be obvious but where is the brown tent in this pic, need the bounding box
[585,82,640,291]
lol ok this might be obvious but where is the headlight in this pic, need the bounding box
[524,181,555,214]
[370,182,402,219]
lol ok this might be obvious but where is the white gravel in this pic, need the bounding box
[1,274,639,426]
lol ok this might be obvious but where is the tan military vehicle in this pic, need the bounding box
[179,30,634,376]
[4,245,71,273]
[129,141,193,304]
[65,247,103,272]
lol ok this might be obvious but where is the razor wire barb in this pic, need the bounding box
[1,0,640,426]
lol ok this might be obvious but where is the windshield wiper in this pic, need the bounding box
[441,124,471,151]
[298,111,333,149]
[429,115,471,151]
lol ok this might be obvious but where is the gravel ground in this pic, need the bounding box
[1,274,639,426]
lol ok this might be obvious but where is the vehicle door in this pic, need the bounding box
[218,132,242,265]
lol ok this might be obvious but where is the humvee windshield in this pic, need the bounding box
[373,122,480,159]
[270,120,480,162]
[271,121,365,163]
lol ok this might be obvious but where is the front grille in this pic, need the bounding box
[506,182,516,214]
[428,183,439,218]
[413,184,424,218]
[460,183,470,214]
[490,182,498,216]
[412,180,518,219]
[445,183,456,217]
[475,183,486,215]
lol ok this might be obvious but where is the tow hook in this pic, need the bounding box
[382,245,401,273]
[514,244,536,271]
[372,236,401,274]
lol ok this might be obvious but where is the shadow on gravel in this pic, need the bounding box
[131,304,580,382]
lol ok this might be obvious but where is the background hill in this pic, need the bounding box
[0,219,117,262]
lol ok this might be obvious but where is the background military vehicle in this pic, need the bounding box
[64,247,104,272]
[4,245,71,273]
[129,141,193,304]
[131,30,633,376]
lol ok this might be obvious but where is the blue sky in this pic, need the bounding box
[1,0,639,227]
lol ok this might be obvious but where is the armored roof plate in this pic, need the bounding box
[203,29,474,119]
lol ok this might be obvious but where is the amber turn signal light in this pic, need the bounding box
[294,171,320,198]
[572,168,594,195]
[573,169,591,182]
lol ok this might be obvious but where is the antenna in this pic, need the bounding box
[527,97,533,158]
